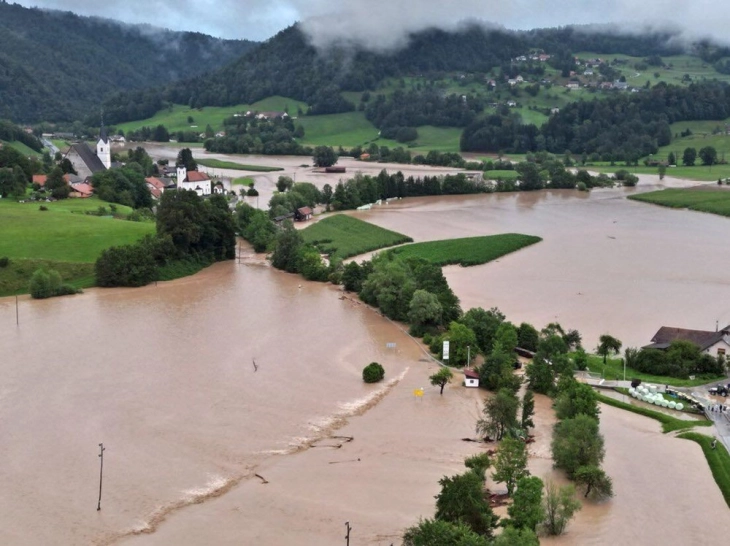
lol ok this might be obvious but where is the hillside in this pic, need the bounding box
[102,23,685,124]
[0,2,257,123]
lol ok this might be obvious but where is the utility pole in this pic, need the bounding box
[467,345,471,366]
[97,443,106,511]
[15,295,19,326]
[345,521,352,546]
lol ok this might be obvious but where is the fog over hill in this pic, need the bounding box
[15,0,730,48]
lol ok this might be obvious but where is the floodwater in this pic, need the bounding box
[3,177,730,544]
[355,180,730,350]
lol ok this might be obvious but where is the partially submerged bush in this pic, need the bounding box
[363,362,385,383]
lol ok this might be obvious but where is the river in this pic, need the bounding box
[2,178,729,544]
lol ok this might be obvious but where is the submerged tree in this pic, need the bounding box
[491,437,529,496]
[541,481,581,536]
[477,388,519,441]
[430,367,453,395]
[574,465,614,499]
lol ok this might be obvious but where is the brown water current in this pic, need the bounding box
[3,180,730,544]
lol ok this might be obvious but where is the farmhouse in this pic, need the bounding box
[144,177,166,199]
[643,325,730,357]
[295,206,313,221]
[176,165,212,196]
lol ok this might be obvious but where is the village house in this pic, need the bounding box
[643,325,730,357]
[614,81,629,90]
[507,79,518,86]
[565,82,580,89]
[176,165,212,196]
[144,176,166,199]
[550,107,560,114]
[515,75,524,83]
[464,369,479,388]
[294,206,313,221]
[506,100,517,107]
[213,181,226,194]
[248,111,289,120]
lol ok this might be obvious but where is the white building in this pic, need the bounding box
[464,369,480,388]
[176,165,212,196]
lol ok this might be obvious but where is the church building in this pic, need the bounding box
[64,126,112,179]
[176,165,212,196]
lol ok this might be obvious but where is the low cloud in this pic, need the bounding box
[14,0,730,48]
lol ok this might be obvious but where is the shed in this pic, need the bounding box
[464,369,480,388]
[295,206,313,221]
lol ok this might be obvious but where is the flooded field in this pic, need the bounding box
[3,170,729,544]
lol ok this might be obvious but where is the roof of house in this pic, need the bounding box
[648,326,730,351]
[145,177,166,190]
[67,142,106,174]
[297,206,313,216]
[33,174,71,187]
[185,171,210,182]
[464,369,480,379]
[70,182,93,197]
[99,125,109,144]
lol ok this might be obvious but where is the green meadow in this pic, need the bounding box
[584,353,724,388]
[389,233,541,267]
[2,140,42,158]
[628,188,730,217]
[0,198,154,296]
[196,158,283,172]
[301,215,412,261]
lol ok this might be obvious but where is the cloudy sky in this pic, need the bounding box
[14,0,728,49]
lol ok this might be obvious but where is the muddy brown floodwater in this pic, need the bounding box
[2,179,729,545]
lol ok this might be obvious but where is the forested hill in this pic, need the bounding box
[102,23,686,124]
[0,2,257,123]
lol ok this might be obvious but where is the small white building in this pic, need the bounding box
[464,369,480,388]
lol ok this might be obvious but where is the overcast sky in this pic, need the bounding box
[14,0,729,49]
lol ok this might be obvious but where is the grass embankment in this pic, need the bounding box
[197,159,283,172]
[596,393,712,433]
[0,198,154,296]
[301,215,412,261]
[1,140,42,158]
[628,188,730,218]
[389,234,541,267]
[678,432,730,508]
[587,164,730,182]
[485,170,519,180]
[584,354,724,388]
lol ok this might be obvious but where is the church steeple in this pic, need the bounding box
[96,113,111,169]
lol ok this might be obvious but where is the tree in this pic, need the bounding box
[442,321,478,367]
[597,334,622,365]
[525,354,554,395]
[521,389,535,429]
[271,220,303,273]
[658,164,666,180]
[492,527,539,546]
[403,518,490,546]
[45,166,70,199]
[667,151,676,166]
[435,471,498,538]
[573,347,588,371]
[517,323,539,352]
[460,307,505,354]
[464,453,491,480]
[551,414,605,477]
[156,189,205,254]
[312,145,338,168]
[362,362,385,383]
[507,476,545,531]
[430,367,453,395]
[574,465,614,499]
[176,147,197,170]
[409,289,443,332]
[491,437,529,496]
[699,146,718,166]
[476,388,519,441]
[682,147,697,166]
[554,379,600,420]
[276,175,294,192]
[541,481,581,536]
[495,322,518,354]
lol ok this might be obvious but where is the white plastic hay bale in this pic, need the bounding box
[676,403,684,411]
[649,386,657,394]
[661,400,669,407]
[629,387,636,396]
[668,401,677,409]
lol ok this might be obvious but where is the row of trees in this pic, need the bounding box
[204,115,307,156]
[624,341,726,379]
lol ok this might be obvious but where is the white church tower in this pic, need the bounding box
[96,124,111,169]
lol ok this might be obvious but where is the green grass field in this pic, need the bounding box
[115,96,308,134]
[301,215,412,261]
[678,432,730,508]
[587,163,730,181]
[584,354,724,388]
[389,233,541,267]
[628,188,730,218]
[0,197,154,296]
[197,159,283,172]
[485,170,519,180]
[596,392,712,433]
[2,140,42,158]
[232,176,255,186]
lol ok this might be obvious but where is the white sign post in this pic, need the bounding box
[443,340,450,361]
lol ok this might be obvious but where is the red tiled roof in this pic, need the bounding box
[145,177,166,190]
[464,369,480,379]
[70,183,93,197]
[33,174,71,187]
[186,171,210,182]
[297,206,313,216]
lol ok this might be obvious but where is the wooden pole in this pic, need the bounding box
[345,522,351,546]
[15,295,19,326]
[97,443,105,511]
